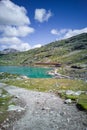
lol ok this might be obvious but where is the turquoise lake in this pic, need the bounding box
[0,66,52,78]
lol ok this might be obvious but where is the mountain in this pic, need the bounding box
[0,33,87,66]
[1,48,19,54]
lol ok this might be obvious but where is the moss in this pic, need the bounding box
[77,94,87,110]
[58,91,79,100]
[65,95,78,100]
[0,89,14,123]
[58,92,66,99]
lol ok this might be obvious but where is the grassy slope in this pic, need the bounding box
[0,33,87,66]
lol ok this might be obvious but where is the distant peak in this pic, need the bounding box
[2,48,19,54]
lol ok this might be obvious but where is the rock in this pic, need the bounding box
[66,90,83,96]
[85,91,87,95]
[64,99,72,104]
[71,65,82,69]
[16,77,21,80]
[74,91,82,96]
[20,75,29,79]
[8,105,25,112]
[67,118,70,123]
[41,107,50,111]
[42,108,45,110]
[60,112,65,116]
[6,118,9,121]
[66,90,74,95]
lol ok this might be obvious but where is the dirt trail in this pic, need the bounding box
[0,83,87,130]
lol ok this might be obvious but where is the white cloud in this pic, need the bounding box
[51,29,67,35]
[34,8,52,23]
[33,44,42,48]
[63,27,87,39]
[0,0,30,26]
[0,0,35,51]
[0,25,35,37]
[60,29,68,34]
[10,42,31,51]
[51,29,59,35]
[0,37,31,51]
[51,27,87,40]
[0,37,21,44]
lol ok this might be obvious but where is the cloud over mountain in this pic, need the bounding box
[51,27,87,40]
[0,37,31,51]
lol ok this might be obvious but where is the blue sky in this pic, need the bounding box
[0,0,87,51]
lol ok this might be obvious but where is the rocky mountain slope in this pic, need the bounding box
[0,33,87,66]
[0,48,19,54]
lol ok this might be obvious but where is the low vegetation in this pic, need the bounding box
[0,88,14,123]
[2,78,87,92]
[77,94,87,110]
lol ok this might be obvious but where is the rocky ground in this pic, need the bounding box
[0,83,87,130]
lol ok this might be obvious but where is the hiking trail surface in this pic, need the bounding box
[0,83,87,130]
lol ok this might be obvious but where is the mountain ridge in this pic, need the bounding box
[0,33,87,66]
[0,48,19,54]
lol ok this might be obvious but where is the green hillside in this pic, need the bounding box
[0,33,87,66]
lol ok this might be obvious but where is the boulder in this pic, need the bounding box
[64,99,72,104]
[66,90,74,95]
[66,90,83,96]
[8,105,25,112]
[20,75,29,79]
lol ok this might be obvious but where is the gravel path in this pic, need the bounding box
[0,83,87,130]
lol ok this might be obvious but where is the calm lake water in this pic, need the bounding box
[0,66,52,78]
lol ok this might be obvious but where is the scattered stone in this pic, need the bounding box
[85,92,87,95]
[60,112,65,116]
[6,118,9,121]
[20,75,29,79]
[64,99,72,104]
[41,107,50,111]
[74,91,82,96]
[2,94,7,97]
[67,118,70,123]
[36,101,40,104]
[71,65,82,69]
[66,90,74,95]
[16,77,21,80]
[66,90,84,96]
[8,105,25,112]
[42,108,45,110]
[1,83,87,130]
